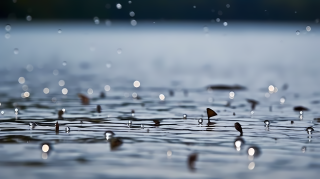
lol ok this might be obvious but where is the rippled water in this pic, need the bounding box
[1,22,320,178]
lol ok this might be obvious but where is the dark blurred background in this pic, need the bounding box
[0,0,319,21]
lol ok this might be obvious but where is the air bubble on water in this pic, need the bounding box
[58,29,62,33]
[62,61,67,66]
[117,48,122,54]
[183,114,187,119]
[216,18,220,22]
[198,118,203,124]
[13,48,19,54]
[1,111,4,115]
[65,126,70,133]
[5,24,11,31]
[116,3,122,9]
[296,30,300,35]
[141,124,144,129]
[306,26,311,32]
[26,15,32,21]
[93,17,100,24]
[105,19,112,26]
[129,11,135,17]
[5,33,10,39]
[127,120,132,128]
[131,19,137,26]
[264,120,270,126]
[223,22,228,26]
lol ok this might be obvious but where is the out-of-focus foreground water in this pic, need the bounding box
[0,21,320,179]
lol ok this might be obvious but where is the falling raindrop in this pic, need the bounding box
[106,63,112,68]
[62,61,67,66]
[130,19,137,26]
[280,97,285,104]
[58,29,62,33]
[296,30,300,35]
[216,18,220,22]
[29,122,37,129]
[105,131,114,140]
[117,48,122,54]
[183,114,187,119]
[1,111,4,115]
[198,118,203,124]
[129,11,135,17]
[226,4,230,8]
[26,64,33,72]
[93,17,100,24]
[26,15,32,21]
[5,33,10,39]
[193,6,196,8]
[15,108,18,115]
[116,3,122,9]
[223,22,228,26]
[306,26,311,32]
[53,69,59,75]
[105,19,112,26]
[264,120,270,126]
[127,120,132,128]
[203,26,209,33]
[13,48,19,54]
[128,1,132,4]
[5,24,11,31]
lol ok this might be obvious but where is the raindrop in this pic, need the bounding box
[131,19,137,26]
[301,146,306,153]
[264,120,270,126]
[53,69,59,75]
[306,127,314,135]
[18,77,25,84]
[280,97,285,104]
[13,48,19,54]
[203,26,209,33]
[117,48,122,54]
[87,88,93,95]
[93,17,100,24]
[216,18,220,22]
[106,63,112,68]
[65,126,70,132]
[193,6,196,8]
[5,24,11,31]
[1,111,4,115]
[26,64,33,72]
[58,29,62,33]
[306,26,311,32]
[129,11,135,17]
[5,33,10,39]
[159,94,165,101]
[198,118,203,124]
[128,1,132,4]
[223,22,228,26]
[29,122,37,129]
[127,120,132,128]
[15,108,18,115]
[141,124,144,129]
[62,61,67,66]
[43,88,49,94]
[105,19,112,26]
[296,30,300,35]
[226,4,230,8]
[116,3,122,9]
[183,114,187,119]
[316,19,319,23]
[62,88,68,95]
[26,15,32,21]
[105,131,114,140]
[59,80,65,86]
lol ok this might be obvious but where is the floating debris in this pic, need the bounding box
[110,137,122,150]
[246,99,259,110]
[188,153,197,171]
[207,84,246,90]
[78,93,90,105]
[153,120,160,126]
[97,105,101,113]
[306,127,314,135]
[234,122,243,136]
[206,108,217,124]
[104,131,115,140]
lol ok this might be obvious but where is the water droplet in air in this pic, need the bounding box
[53,69,59,75]
[183,114,187,119]
[26,64,33,72]
[223,22,228,26]
[58,29,62,33]
[127,120,132,128]
[306,127,314,135]
[62,61,67,66]
[116,3,122,9]
[15,108,18,115]
[306,26,311,32]
[117,48,122,54]
[106,63,111,68]
[216,18,220,22]
[264,120,270,126]
[159,94,165,101]
[226,4,230,8]
[280,97,285,104]
[131,19,137,26]
[26,15,32,21]
[5,24,11,31]
[5,33,10,39]
[198,118,203,124]
[128,1,132,4]
[13,48,19,54]
[105,20,112,26]
[1,111,4,115]
[296,30,300,35]
[129,11,135,17]
[93,17,100,24]
[193,6,196,8]
[203,26,209,33]
[141,124,144,129]
[59,80,65,86]
[65,126,70,132]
